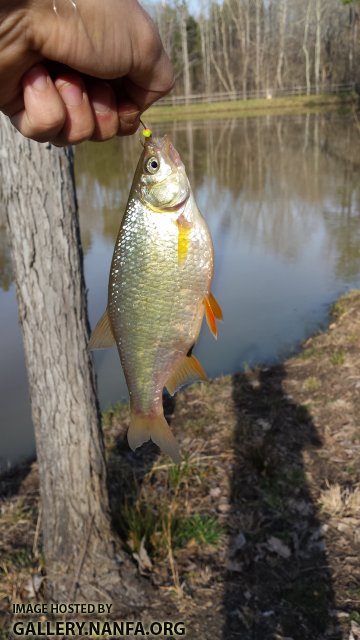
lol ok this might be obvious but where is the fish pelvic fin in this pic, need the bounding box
[209,292,223,321]
[87,308,115,351]
[166,354,208,396]
[128,411,180,465]
[204,295,217,339]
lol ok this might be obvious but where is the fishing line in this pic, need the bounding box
[53,0,76,20]
[139,119,152,147]
[140,119,152,138]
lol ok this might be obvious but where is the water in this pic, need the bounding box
[1,111,360,468]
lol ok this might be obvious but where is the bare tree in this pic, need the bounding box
[0,114,143,606]
[276,0,288,90]
[303,0,312,95]
[255,0,261,96]
[227,0,250,99]
[179,2,191,102]
[315,0,323,93]
[220,4,236,92]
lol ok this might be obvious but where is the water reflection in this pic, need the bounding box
[1,112,360,467]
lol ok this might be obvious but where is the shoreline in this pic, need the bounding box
[145,92,356,123]
[1,288,360,638]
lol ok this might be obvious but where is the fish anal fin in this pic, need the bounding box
[204,295,217,339]
[128,411,180,464]
[175,215,192,266]
[87,309,115,351]
[166,354,208,396]
[209,292,223,321]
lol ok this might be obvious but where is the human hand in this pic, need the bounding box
[0,0,174,145]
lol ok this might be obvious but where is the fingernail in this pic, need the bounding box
[91,83,112,114]
[25,66,49,91]
[119,110,140,126]
[58,82,84,107]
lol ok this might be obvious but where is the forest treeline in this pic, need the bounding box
[151,0,359,99]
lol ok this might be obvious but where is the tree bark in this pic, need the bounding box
[220,5,235,92]
[276,0,288,91]
[180,3,191,104]
[315,0,321,94]
[199,15,210,96]
[0,114,144,607]
[303,0,312,96]
[256,0,261,97]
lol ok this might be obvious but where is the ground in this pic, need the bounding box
[2,289,360,639]
[145,93,355,123]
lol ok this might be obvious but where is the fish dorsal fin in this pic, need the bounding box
[166,354,208,396]
[87,309,115,351]
[209,292,223,321]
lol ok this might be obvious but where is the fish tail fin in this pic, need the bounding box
[128,411,180,465]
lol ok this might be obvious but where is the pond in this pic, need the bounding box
[1,111,360,469]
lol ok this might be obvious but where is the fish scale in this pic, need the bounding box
[88,134,222,463]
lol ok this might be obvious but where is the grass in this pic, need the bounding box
[331,349,345,365]
[144,93,355,124]
[176,515,224,548]
[304,376,322,390]
[114,455,224,571]
[184,417,206,435]
[296,345,324,361]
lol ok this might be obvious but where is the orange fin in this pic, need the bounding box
[175,215,192,266]
[128,411,180,464]
[166,354,208,396]
[209,292,223,321]
[204,295,217,339]
[87,309,115,351]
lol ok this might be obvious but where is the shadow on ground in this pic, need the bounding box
[223,365,340,640]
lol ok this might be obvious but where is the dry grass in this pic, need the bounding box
[319,484,360,517]
[2,289,360,638]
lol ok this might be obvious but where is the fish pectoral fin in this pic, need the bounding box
[166,354,208,396]
[204,295,218,339]
[209,292,223,321]
[87,308,116,351]
[128,411,180,464]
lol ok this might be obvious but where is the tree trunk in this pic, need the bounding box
[199,15,209,96]
[315,0,321,94]
[221,5,235,93]
[303,0,312,96]
[0,114,144,607]
[256,0,261,97]
[354,4,359,85]
[180,4,191,104]
[226,0,248,98]
[276,0,288,91]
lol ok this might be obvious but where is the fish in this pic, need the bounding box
[88,133,222,464]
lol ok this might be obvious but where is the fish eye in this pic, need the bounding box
[145,157,159,174]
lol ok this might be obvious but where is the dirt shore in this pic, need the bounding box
[1,289,360,639]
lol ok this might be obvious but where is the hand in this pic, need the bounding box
[0,0,174,145]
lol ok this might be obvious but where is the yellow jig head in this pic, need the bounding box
[140,118,152,138]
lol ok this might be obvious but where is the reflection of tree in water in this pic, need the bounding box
[74,114,360,275]
[322,177,360,284]
[74,137,138,253]
[0,212,13,292]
